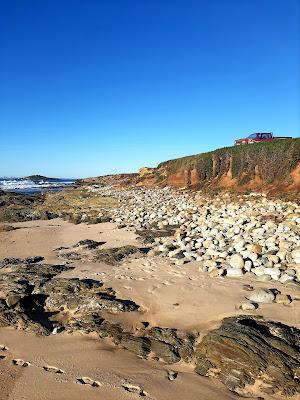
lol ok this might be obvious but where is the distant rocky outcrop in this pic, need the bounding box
[24,175,60,181]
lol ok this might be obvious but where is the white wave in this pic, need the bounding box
[0,178,74,192]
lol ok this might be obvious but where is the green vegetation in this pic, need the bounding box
[158,138,300,185]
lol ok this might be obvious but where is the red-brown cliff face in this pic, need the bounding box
[137,139,300,194]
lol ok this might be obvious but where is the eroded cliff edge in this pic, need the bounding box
[138,138,300,194]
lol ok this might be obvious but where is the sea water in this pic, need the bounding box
[0,177,76,194]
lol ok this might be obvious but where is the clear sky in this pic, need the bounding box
[0,0,299,178]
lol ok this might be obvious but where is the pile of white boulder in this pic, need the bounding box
[87,185,300,287]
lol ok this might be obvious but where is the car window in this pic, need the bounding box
[261,133,271,138]
[247,134,257,139]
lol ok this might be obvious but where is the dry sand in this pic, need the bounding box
[1,219,300,399]
[0,328,236,400]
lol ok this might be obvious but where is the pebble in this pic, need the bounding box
[167,371,178,381]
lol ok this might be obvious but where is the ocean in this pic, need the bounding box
[0,177,76,194]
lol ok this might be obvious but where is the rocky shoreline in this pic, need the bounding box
[1,184,300,398]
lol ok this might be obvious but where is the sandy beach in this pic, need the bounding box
[1,216,300,399]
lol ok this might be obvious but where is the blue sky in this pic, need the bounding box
[0,0,299,178]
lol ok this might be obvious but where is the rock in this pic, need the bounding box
[263,267,281,280]
[234,240,246,251]
[244,260,252,271]
[291,249,300,261]
[275,293,292,305]
[209,268,223,278]
[59,252,82,260]
[252,266,265,276]
[245,288,275,304]
[145,327,195,363]
[247,243,262,254]
[257,274,272,282]
[279,274,294,284]
[239,302,257,311]
[167,371,178,381]
[5,294,21,307]
[229,254,245,269]
[119,335,151,358]
[93,246,146,264]
[25,256,44,264]
[0,257,22,268]
[203,260,217,268]
[226,268,244,277]
[195,315,300,395]
[74,239,104,249]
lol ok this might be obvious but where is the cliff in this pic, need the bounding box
[138,138,300,193]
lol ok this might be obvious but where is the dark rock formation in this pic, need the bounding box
[56,244,149,264]
[195,315,300,396]
[93,246,148,264]
[1,256,300,396]
[0,190,58,222]
[136,227,178,244]
[0,258,139,336]
[73,239,105,249]
[0,191,58,222]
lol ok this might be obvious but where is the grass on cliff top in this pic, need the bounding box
[158,138,300,182]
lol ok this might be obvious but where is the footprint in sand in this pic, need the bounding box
[12,359,31,367]
[0,345,9,351]
[77,376,101,387]
[43,365,65,374]
[147,285,160,294]
[122,382,147,396]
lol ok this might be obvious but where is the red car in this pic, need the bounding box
[234,132,291,145]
